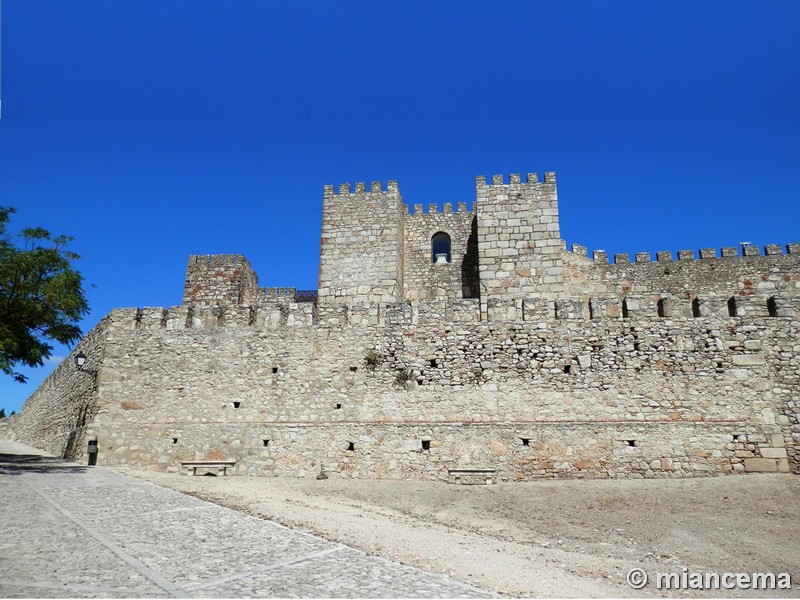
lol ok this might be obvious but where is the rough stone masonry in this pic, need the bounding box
[7,172,800,481]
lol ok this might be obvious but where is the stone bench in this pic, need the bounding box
[447,468,496,485]
[181,460,236,476]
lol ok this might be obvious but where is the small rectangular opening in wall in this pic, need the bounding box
[172,437,178,444]
[563,365,571,374]
[421,440,431,450]
[521,438,530,446]
[429,359,437,367]
[272,366,279,374]
[625,439,637,447]
[233,402,241,409]
[347,442,355,451]
[732,434,741,441]
[349,366,358,372]
[335,403,342,409]
[263,439,270,447]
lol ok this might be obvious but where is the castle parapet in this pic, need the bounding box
[475,172,555,187]
[408,202,471,215]
[324,180,399,199]
[570,243,800,264]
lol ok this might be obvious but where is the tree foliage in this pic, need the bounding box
[0,207,89,382]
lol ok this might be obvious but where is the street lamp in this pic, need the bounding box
[74,352,87,369]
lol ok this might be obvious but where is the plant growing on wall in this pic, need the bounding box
[364,348,382,368]
[394,368,415,386]
[0,207,89,383]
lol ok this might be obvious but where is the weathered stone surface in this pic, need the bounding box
[744,458,778,472]
[761,448,788,459]
[732,354,767,366]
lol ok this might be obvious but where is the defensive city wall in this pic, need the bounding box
[9,172,800,481]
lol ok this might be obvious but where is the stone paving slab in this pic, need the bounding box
[0,442,493,598]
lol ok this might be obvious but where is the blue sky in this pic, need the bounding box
[1,1,798,414]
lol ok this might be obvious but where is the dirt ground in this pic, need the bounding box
[121,468,800,598]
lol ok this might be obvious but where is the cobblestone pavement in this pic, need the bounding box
[0,442,493,598]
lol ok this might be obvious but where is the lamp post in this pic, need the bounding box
[72,350,98,465]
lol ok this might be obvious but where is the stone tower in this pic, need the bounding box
[317,181,406,305]
[475,172,563,321]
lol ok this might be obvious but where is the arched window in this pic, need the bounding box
[692,298,701,318]
[431,232,451,264]
[727,297,738,317]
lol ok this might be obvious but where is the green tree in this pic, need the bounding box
[0,207,89,383]
[0,408,5,418]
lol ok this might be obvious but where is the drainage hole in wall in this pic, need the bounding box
[563,365,571,374]
[349,366,358,372]
[429,359,437,368]
[233,401,241,409]
[732,434,741,441]
[172,437,178,444]
[263,439,271,447]
[421,440,430,450]
[625,439,637,447]
[347,442,355,451]
[521,438,530,446]
[335,403,342,410]
[272,367,279,374]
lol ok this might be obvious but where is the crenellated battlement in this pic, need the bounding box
[187,253,251,267]
[408,201,471,215]
[568,243,800,265]
[475,172,556,187]
[323,180,400,198]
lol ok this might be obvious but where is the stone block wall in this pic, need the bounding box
[562,243,800,321]
[318,182,406,305]
[183,254,259,309]
[10,314,113,461]
[476,173,564,322]
[26,300,792,480]
[403,204,478,301]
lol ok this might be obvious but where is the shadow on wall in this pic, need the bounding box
[461,216,480,299]
[62,402,95,462]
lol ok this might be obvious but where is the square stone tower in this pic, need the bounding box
[317,181,406,305]
[475,173,564,320]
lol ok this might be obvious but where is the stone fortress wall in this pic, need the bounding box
[10,172,800,482]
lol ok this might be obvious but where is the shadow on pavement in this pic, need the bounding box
[0,453,88,475]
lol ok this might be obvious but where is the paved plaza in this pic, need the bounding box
[0,442,492,598]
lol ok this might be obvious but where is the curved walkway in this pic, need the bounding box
[0,441,492,598]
